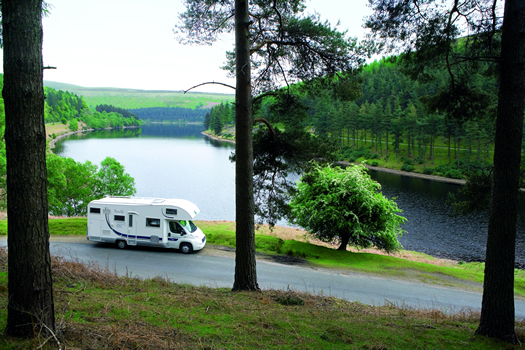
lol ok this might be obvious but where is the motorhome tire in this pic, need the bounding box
[117,240,127,249]
[180,243,193,254]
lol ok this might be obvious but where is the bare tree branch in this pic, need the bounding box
[184,81,236,93]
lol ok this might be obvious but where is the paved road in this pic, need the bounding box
[2,239,524,319]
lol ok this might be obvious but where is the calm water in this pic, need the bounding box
[54,124,525,266]
[54,124,236,221]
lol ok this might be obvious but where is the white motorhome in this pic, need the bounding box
[86,197,206,253]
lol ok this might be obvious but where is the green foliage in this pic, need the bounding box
[248,127,337,227]
[94,157,136,198]
[447,167,493,215]
[44,85,141,129]
[96,104,138,119]
[69,118,79,132]
[46,154,136,216]
[45,87,90,124]
[205,102,234,134]
[177,0,363,95]
[290,164,405,252]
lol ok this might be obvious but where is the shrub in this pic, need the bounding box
[423,167,435,175]
[445,169,464,179]
[401,164,415,172]
[402,158,414,165]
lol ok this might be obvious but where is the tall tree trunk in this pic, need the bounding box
[448,135,451,162]
[475,0,525,343]
[385,130,388,160]
[477,136,481,161]
[232,0,259,291]
[3,0,55,337]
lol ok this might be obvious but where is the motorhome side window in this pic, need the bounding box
[146,218,160,227]
[90,207,101,214]
[114,215,125,222]
[166,208,177,215]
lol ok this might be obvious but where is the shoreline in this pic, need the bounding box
[48,125,140,149]
[202,132,466,186]
[201,131,236,144]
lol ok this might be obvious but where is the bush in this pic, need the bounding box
[423,167,435,175]
[402,158,414,165]
[445,169,464,179]
[401,164,415,172]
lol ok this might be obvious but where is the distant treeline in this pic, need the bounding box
[129,107,208,122]
[96,104,139,119]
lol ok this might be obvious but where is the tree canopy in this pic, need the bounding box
[290,164,404,252]
[366,0,524,344]
[177,0,365,95]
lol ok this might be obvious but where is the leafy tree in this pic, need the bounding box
[178,0,361,291]
[46,155,135,216]
[2,0,55,337]
[47,154,98,216]
[366,0,524,343]
[94,157,136,198]
[290,164,405,251]
[69,117,79,131]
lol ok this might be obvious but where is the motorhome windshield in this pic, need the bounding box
[179,220,198,233]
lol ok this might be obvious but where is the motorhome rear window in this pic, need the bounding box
[146,218,160,227]
[166,208,177,215]
[114,215,125,222]
[90,207,101,214]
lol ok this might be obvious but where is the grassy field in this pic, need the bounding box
[0,220,524,348]
[44,81,235,110]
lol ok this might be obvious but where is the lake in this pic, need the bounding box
[53,124,525,267]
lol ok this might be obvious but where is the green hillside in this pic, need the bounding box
[43,81,234,110]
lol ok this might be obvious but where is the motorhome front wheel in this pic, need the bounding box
[180,243,193,254]
[117,240,127,249]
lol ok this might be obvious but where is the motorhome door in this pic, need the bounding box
[168,221,184,248]
[127,211,138,246]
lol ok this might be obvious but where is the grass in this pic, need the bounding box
[0,219,524,348]
[0,248,522,349]
[0,218,86,236]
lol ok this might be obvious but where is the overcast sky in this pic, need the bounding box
[7,0,372,93]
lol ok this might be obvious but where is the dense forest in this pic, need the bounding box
[129,106,208,122]
[203,102,235,134]
[206,57,501,179]
[44,87,142,130]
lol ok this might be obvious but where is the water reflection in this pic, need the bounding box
[369,170,524,268]
[203,135,236,149]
